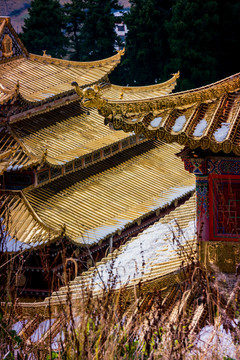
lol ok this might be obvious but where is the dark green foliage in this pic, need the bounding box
[111,0,173,86]
[79,0,122,61]
[216,1,240,80]
[20,0,68,58]
[165,0,240,91]
[64,0,86,61]
[165,0,219,91]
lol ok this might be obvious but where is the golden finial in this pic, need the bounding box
[42,50,51,58]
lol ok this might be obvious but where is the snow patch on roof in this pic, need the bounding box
[81,185,195,245]
[213,122,230,142]
[172,115,186,132]
[90,218,196,290]
[31,319,55,343]
[150,117,162,128]
[193,119,208,137]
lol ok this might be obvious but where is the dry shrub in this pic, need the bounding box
[1,215,240,359]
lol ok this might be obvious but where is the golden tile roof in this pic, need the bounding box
[0,82,18,105]
[49,194,196,304]
[99,71,179,101]
[0,191,60,248]
[78,73,240,155]
[10,103,131,166]
[0,126,42,173]
[0,104,132,171]
[0,50,124,103]
[1,140,195,248]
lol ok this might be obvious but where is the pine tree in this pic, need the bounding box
[216,1,240,80]
[20,0,67,58]
[111,0,172,86]
[64,0,86,61]
[165,0,220,91]
[80,0,121,61]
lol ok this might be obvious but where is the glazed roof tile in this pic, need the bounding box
[0,191,60,250]
[3,103,132,169]
[100,72,179,101]
[1,141,195,248]
[79,73,240,155]
[49,194,196,303]
[0,51,124,103]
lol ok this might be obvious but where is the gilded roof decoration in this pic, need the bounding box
[0,81,19,105]
[76,73,240,155]
[0,17,28,62]
[1,141,195,248]
[72,71,179,102]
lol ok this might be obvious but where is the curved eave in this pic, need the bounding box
[29,49,124,68]
[0,190,61,252]
[102,72,240,108]
[102,71,180,101]
[101,73,240,155]
[0,82,19,105]
[1,50,124,114]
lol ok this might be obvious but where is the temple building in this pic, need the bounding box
[76,72,240,273]
[1,15,240,356]
[0,16,194,297]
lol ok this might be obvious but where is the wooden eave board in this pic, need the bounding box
[49,195,196,303]
[0,51,121,102]
[105,73,240,155]
[11,104,130,166]
[23,141,195,246]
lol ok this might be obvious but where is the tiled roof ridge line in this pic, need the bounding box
[21,138,152,192]
[28,48,125,68]
[109,71,180,92]
[101,72,240,107]
[0,81,19,105]
[5,124,39,162]
[19,190,60,234]
[0,18,6,37]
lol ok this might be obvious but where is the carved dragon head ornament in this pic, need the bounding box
[71,82,113,118]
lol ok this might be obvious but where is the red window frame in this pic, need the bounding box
[209,174,240,241]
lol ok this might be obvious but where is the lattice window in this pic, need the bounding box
[50,167,62,178]
[2,34,13,57]
[209,175,240,240]
[103,147,111,157]
[65,162,73,173]
[112,143,119,153]
[37,170,49,184]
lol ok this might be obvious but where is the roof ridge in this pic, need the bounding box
[109,71,180,93]
[29,48,125,68]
